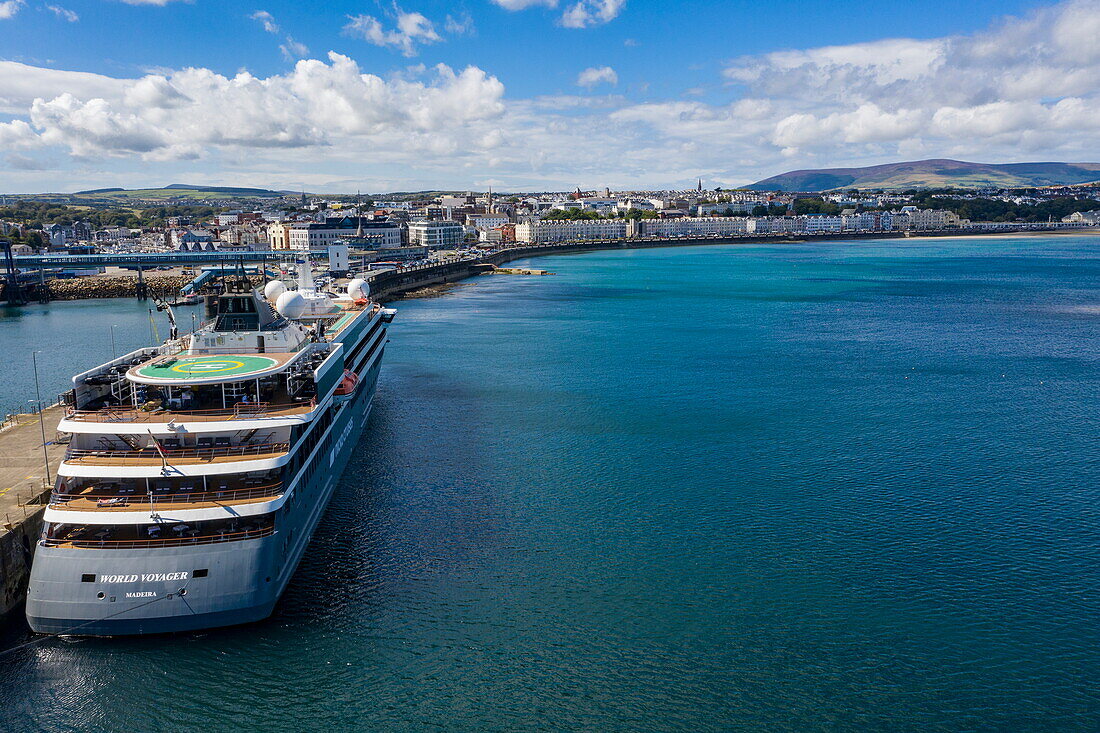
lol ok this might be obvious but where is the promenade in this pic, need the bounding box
[0,405,65,617]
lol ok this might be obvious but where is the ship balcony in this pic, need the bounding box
[50,472,283,511]
[41,515,275,550]
[63,439,291,467]
[63,399,317,425]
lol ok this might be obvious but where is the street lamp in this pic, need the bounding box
[30,351,51,487]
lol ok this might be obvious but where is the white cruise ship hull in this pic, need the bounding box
[26,345,384,637]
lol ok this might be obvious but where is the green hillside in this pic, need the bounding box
[745,159,1100,192]
[68,184,286,201]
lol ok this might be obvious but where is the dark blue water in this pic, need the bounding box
[1,236,1098,731]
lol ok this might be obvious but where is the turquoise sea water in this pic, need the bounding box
[0,235,1098,730]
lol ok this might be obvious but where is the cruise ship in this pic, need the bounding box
[25,262,394,636]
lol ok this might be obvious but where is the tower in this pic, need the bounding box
[697,178,703,192]
[355,191,363,237]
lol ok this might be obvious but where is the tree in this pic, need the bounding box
[792,198,841,215]
[751,205,769,217]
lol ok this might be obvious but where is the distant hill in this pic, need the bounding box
[163,184,284,196]
[68,184,285,200]
[744,159,1100,192]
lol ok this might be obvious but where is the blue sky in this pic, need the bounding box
[1,0,1096,192]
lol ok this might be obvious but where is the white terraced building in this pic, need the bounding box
[746,217,806,234]
[630,217,750,238]
[892,207,962,230]
[803,215,845,234]
[515,220,628,243]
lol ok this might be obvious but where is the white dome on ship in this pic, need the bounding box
[347,278,369,300]
[275,290,307,319]
[264,280,287,300]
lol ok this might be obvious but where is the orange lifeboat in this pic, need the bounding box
[334,370,359,396]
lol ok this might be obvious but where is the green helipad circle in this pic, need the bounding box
[136,355,278,381]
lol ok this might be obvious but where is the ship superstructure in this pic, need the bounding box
[26,263,394,635]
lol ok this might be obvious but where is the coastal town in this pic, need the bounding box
[2,183,1099,277]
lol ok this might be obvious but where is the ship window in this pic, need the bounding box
[193,568,209,578]
[81,573,95,582]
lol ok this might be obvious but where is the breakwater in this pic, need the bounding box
[43,273,265,301]
[1,273,268,302]
[46,274,190,300]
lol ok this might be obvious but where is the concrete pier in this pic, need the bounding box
[0,405,66,618]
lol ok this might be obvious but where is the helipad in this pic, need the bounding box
[129,354,286,384]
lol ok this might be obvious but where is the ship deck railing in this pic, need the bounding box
[41,525,275,549]
[65,400,316,423]
[50,481,285,510]
[64,441,292,466]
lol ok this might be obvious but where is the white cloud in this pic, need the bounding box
[0,62,129,113]
[280,37,309,61]
[0,119,38,149]
[0,0,24,20]
[491,0,557,9]
[560,0,625,28]
[1,53,505,161]
[713,0,1100,162]
[344,9,442,57]
[577,66,617,88]
[5,0,1100,192]
[491,0,623,28]
[444,12,475,36]
[250,10,279,34]
[249,11,309,62]
[115,0,189,5]
[46,4,78,21]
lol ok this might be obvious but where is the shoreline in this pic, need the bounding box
[4,227,1095,305]
[368,226,1100,302]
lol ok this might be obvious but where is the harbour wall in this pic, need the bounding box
[0,406,65,620]
[1,273,268,302]
[0,505,46,619]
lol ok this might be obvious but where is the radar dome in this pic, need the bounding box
[264,280,287,300]
[275,290,307,320]
[347,278,370,300]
